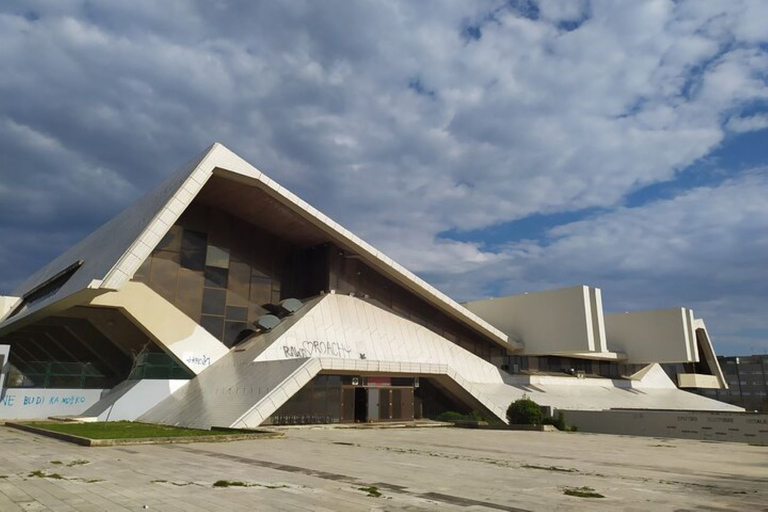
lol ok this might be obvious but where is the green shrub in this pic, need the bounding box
[506,396,543,425]
[542,410,567,430]
[468,410,487,422]
[435,411,468,422]
[541,410,579,431]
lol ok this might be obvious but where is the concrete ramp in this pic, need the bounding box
[79,379,188,421]
[477,365,743,413]
[140,293,514,428]
[139,359,311,429]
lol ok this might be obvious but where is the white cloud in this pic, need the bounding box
[431,170,768,354]
[726,113,768,133]
[0,0,767,352]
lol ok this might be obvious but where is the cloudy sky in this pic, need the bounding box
[1,0,767,355]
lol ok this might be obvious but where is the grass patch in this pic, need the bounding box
[29,470,64,480]
[213,480,248,488]
[50,460,62,465]
[359,486,382,498]
[67,459,89,467]
[0,475,8,479]
[563,486,604,499]
[211,480,288,489]
[522,464,577,473]
[25,421,234,440]
[74,478,103,484]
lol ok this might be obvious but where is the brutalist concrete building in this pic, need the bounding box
[0,144,740,428]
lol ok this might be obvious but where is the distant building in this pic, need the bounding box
[693,355,768,412]
[0,143,742,427]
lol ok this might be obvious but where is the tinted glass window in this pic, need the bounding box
[180,230,207,271]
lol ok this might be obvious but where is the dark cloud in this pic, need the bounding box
[0,1,767,354]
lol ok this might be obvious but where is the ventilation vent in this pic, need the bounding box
[232,328,256,347]
[254,314,281,332]
[277,298,302,316]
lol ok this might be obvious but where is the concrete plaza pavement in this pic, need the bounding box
[0,425,764,511]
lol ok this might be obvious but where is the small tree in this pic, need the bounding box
[506,395,543,425]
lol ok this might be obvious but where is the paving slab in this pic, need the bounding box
[0,425,764,511]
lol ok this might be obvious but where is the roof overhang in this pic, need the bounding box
[209,166,510,349]
[2,143,509,350]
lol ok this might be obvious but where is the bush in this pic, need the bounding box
[435,411,468,422]
[506,396,543,425]
[541,410,578,431]
[542,410,566,430]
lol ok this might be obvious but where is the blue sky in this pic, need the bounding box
[0,1,767,355]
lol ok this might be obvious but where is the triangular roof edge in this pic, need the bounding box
[106,143,509,346]
[4,143,508,346]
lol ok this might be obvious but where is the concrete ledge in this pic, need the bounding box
[5,422,283,446]
[443,420,489,428]
[269,421,452,431]
[508,424,559,432]
[452,422,559,432]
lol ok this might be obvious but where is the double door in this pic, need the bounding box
[341,386,414,422]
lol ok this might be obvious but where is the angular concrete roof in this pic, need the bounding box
[1,143,508,347]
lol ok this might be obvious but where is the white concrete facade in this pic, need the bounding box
[605,308,698,363]
[465,286,614,358]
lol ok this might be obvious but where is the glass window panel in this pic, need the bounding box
[149,254,179,303]
[226,306,248,322]
[250,276,272,305]
[251,239,273,278]
[229,219,253,264]
[132,256,152,283]
[326,385,341,422]
[392,389,402,419]
[200,315,224,340]
[153,250,178,261]
[204,266,228,289]
[177,202,209,232]
[227,261,250,306]
[180,230,207,271]
[202,288,226,316]
[206,245,230,269]
[224,321,248,347]
[176,267,204,320]
[314,383,328,417]
[156,226,182,252]
[207,209,231,249]
[248,303,270,325]
[295,386,312,417]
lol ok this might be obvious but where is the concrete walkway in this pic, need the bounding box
[0,426,764,511]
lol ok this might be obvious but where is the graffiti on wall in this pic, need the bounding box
[281,340,354,359]
[184,354,211,368]
[0,392,88,408]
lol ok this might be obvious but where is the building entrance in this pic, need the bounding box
[271,374,417,425]
[354,386,367,422]
[340,376,416,423]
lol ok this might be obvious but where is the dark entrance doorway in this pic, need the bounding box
[354,387,367,422]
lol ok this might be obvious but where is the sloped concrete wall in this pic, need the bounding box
[79,379,188,421]
[254,293,507,384]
